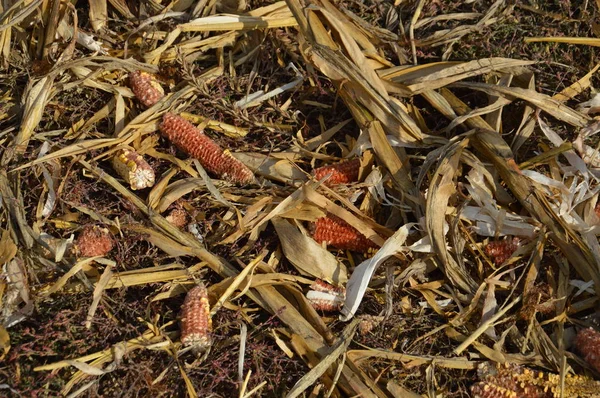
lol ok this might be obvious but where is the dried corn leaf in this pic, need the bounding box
[347,349,477,370]
[88,0,107,31]
[471,129,600,295]
[125,225,193,257]
[39,257,99,296]
[13,138,116,171]
[524,36,600,47]
[0,325,9,361]
[426,139,477,292]
[286,318,360,398]
[155,178,208,213]
[3,75,54,163]
[382,58,535,95]
[179,13,297,32]
[180,112,248,138]
[85,259,114,329]
[1,257,32,327]
[0,230,17,265]
[452,81,590,127]
[341,223,416,321]
[553,63,600,102]
[233,152,307,184]
[272,217,348,283]
[80,263,203,290]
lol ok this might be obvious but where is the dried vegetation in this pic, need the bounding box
[3,0,600,396]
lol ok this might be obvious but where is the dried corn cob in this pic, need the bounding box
[575,328,600,373]
[518,283,555,321]
[484,237,520,265]
[160,113,255,184]
[165,207,188,229]
[306,279,346,312]
[313,158,360,186]
[471,362,600,398]
[73,225,114,257]
[128,70,164,107]
[180,283,212,354]
[358,315,383,336]
[312,215,377,252]
[111,148,155,190]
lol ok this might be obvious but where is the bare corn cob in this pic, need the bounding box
[471,362,600,398]
[160,113,255,184]
[128,71,164,107]
[312,215,377,252]
[73,225,114,257]
[111,148,155,190]
[575,328,600,373]
[306,279,346,312]
[180,283,212,354]
[313,158,360,186]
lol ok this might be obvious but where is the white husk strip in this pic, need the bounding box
[341,223,417,321]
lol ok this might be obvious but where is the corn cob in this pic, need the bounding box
[575,328,600,373]
[312,215,377,252]
[484,237,520,265]
[165,208,188,229]
[313,158,361,186]
[518,283,555,320]
[306,279,346,312]
[471,362,600,398]
[111,148,155,190]
[128,70,164,108]
[73,225,114,257]
[180,283,212,354]
[358,315,383,336]
[160,113,255,184]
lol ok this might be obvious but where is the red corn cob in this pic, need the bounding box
[313,158,360,186]
[310,279,346,296]
[73,225,114,257]
[160,113,255,184]
[312,215,377,252]
[128,70,164,107]
[180,283,212,354]
[484,237,520,265]
[575,327,600,373]
[518,283,555,321]
[358,315,383,336]
[307,296,344,312]
[165,207,188,229]
[307,279,346,312]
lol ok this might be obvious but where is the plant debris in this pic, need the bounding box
[3,0,600,396]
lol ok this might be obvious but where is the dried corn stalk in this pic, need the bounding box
[111,148,155,190]
[128,71,164,108]
[160,113,255,184]
[313,158,360,186]
[180,283,212,354]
